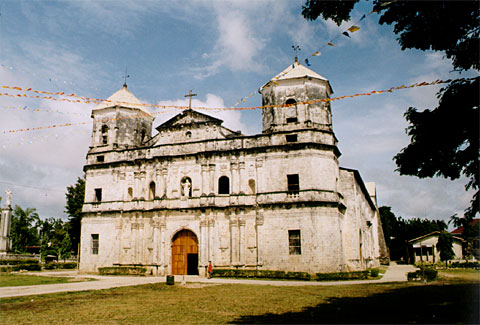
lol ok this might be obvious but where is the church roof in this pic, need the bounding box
[93,85,153,117]
[260,60,332,92]
[156,109,223,131]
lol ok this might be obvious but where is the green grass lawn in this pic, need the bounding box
[1,278,479,324]
[0,274,78,287]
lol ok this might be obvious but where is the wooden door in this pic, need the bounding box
[171,230,198,275]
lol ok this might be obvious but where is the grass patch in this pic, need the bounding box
[438,268,480,281]
[0,274,76,287]
[0,279,479,323]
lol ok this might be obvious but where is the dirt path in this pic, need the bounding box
[0,262,417,298]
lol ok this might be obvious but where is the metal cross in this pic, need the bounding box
[123,68,130,87]
[184,90,197,109]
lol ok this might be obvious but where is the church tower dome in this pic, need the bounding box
[90,85,154,150]
[259,60,333,133]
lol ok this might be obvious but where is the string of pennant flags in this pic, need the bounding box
[2,76,477,136]
[1,105,90,116]
[233,1,400,105]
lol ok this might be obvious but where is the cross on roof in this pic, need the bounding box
[123,68,130,87]
[184,90,197,109]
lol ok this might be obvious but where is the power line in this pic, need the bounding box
[0,181,64,193]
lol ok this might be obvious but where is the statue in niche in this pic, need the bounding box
[4,189,12,207]
[181,177,192,198]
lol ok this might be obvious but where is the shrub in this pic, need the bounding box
[408,267,438,282]
[422,268,438,281]
[370,268,380,277]
[450,261,480,269]
[44,262,77,270]
[0,259,41,272]
[211,269,311,281]
[0,259,39,265]
[315,270,370,281]
[98,266,146,276]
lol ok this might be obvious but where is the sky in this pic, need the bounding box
[0,0,477,227]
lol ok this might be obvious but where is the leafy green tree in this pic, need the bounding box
[65,176,85,254]
[10,205,40,253]
[302,0,479,219]
[59,233,72,261]
[436,231,455,267]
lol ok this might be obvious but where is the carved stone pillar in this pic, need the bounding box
[116,217,122,264]
[138,217,144,262]
[152,214,160,264]
[209,164,215,195]
[162,168,168,198]
[139,172,146,200]
[255,211,264,266]
[231,161,239,194]
[160,216,166,268]
[239,217,246,266]
[230,218,239,265]
[200,219,207,266]
[238,161,245,194]
[208,218,215,262]
[131,217,137,263]
[134,172,140,199]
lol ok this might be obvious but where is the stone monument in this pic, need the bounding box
[0,189,13,254]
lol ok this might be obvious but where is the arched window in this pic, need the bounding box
[128,187,133,200]
[101,124,109,144]
[218,176,230,195]
[286,98,297,105]
[140,129,146,143]
[248,179,256,194]
[149,182,156,200]
[285,98,298,123]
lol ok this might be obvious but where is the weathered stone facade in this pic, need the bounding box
[79,61,388,275]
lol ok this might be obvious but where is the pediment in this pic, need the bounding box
[156,109,223,131]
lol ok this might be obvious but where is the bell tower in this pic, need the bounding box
[90,85,154,151]
[259,59,333,133]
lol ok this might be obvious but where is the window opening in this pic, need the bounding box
[286,134,297,143]
[149,181,156,200]
[91,234,99,255]
[218,176,230,195]
[101,125,108,144]
[287,174,299,193]
[96,155,104,162]
[94,188,102,202]
[186,131,192,138]
[289,230,301,255]
[128,187,133,200]
[248,179,256,194]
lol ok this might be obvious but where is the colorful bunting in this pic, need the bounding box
[347,26,360,33]
[312,51,321,57]
[342,32,351,38]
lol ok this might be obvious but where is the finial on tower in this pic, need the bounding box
[292,44,301,63]
[122,68,130,88]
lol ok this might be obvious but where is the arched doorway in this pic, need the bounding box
[171,229,199,275]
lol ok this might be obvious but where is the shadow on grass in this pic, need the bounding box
[231,282,480,324]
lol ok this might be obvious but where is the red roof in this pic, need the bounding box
[451,218,480,234]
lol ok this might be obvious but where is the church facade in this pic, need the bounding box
[79,61,388,275]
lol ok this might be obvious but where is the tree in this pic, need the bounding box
[379,206,447,262]
[65,176,85,254]
[436,231,455,267]
[10,205,40,253]
[59,233,72,261]
[302,1,479,219]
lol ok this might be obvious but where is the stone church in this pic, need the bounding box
[79,60,388,275]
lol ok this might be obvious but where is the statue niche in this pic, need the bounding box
[180,177,192,198]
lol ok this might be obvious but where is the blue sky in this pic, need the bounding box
[0,0,476,225]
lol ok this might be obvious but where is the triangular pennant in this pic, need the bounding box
[347,25,360,33]
[342,31,351,38]
[312,51,321,56]
[360,14,366,21]
[327,42,335,46]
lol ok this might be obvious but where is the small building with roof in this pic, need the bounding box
[79,60,388,275]
[408,231,464,263]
